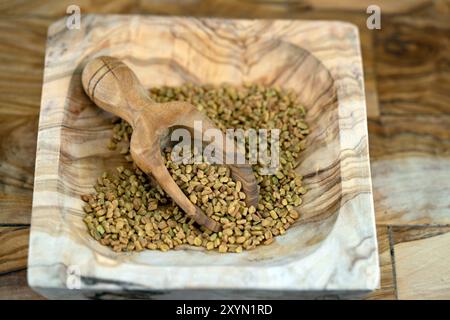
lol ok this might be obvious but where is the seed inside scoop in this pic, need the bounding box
[82,83,309,253]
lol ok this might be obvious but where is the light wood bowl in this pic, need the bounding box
[28,15,379,299]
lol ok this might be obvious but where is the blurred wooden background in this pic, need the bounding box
[0,0,449,299]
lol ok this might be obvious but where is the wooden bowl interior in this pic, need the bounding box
[59,37,340,267]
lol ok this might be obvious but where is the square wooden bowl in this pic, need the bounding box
[28,15,379,299]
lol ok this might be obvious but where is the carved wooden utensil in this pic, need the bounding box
[81,56,258,232]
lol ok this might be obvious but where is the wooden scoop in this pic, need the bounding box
[81,56,258,232]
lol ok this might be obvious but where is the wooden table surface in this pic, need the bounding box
[0,0,449,300]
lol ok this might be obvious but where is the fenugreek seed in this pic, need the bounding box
[218,244,228,253]
[147,202,158,211]
[135,241,143,251]
[189,194,198,204]
[96,225,105,235]
[194,237,202,246]
[96,209,106,217]
[275,171,285,179]
[187,235,195,245]
[223,228,233,236]
[261,218,272,227]
[144,223,153,234]
[236,236,246,244]
[265,203,273,210]
[160,244,170,252]
[206,242,214,250]
[251,213,261,222]
[106,209,114,219]
[269,210,278,219]
[289,210,299,219]
[158,221,168,230]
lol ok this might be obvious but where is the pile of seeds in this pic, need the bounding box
[82,83,309,253]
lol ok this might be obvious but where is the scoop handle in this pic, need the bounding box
[81,56,151,127]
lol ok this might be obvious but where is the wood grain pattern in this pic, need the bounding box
[0,0,138,16]
[1,0,449,300]
[0,117,37,227]
[0,17,50,116]
[375,14,450,115]
[28,15,377,298]
[392,226,450,299]
[364,226,396,300]
[369,114,450,225]
[0,270,43,300]
[0,226,44,299]
[0,0,432,17]
[372,156,450,225]
[0,227,29,274]
[0,17,47,228]
[392,226,450,244]
[368,2,450,228]
[0,195,32,225]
